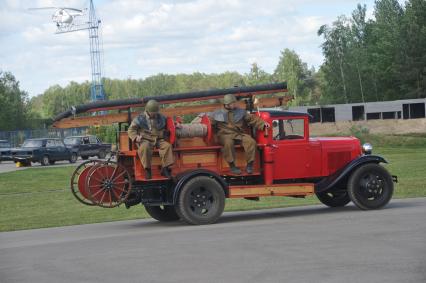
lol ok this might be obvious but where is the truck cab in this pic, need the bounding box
[257,110,362,183]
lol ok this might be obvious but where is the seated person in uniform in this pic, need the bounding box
[210,94,270,175]
[127,100,173,180]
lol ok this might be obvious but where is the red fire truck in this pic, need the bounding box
[54,83,397,225]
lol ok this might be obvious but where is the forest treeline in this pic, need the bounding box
[1,0,425,130]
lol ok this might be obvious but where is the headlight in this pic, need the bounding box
[362,143,373,154]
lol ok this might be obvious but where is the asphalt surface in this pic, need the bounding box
[1,198,425,283]
[0,157,112,174]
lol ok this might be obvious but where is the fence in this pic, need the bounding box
[0,127,88,147]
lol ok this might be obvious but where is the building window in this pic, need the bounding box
[403,103,426,119]
[321,107,335,122]
[352,106,365,121]
[382,112,397,119]
[307,108,321,123]
[366,112,381,120]
[306,107,335,123]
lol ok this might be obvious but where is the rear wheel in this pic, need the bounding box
[41,155,50,166]
[144,205,180,222]
[81,156,89,160]
[69,153,77,163]
[316,190,351,207]
[97,151,106,159]
[49,160,55,165]
[176,176,225,225]
[348,163,393,210]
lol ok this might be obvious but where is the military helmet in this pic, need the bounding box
[145,100,160,113]
[223,94,237,105]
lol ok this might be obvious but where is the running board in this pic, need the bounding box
[228,183,314,198]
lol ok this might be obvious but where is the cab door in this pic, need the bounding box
[270,117,312,180]
[56,140,69,160]
[46,139,59,161]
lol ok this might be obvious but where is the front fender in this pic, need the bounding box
[172,169,228,204]
[315,155,387,193]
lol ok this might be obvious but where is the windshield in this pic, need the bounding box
[64,137,80,145]
[22,140,43,148]
[0,142,10,148]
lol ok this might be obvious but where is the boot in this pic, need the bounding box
[161,166,172,178]
[229,162,241,175]
[246,161,254,174]
[144,168,152,180]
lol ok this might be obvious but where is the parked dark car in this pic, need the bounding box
[11,138,77,166]
[0,140,12,162]
[63,135,111,160]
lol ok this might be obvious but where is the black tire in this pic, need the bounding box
[175,176,225,225]
[69,153,77,163]
[144,205,180,222]
[41,155,50,166]
[348,163,393,210]
[49,160,55,165]
[81,156,89,160]
[97,151,106,159]
[316,190,351,207]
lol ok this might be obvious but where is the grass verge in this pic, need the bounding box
[1,146,425,232]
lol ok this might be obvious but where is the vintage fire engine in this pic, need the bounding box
[53,82,397,225]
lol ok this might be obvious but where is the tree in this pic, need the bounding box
[244,63,273,86]
[369,0,404,100]
[0,71,31,130]
[274,49,311,105]
[399,0,426,98]
[318,16,352,104]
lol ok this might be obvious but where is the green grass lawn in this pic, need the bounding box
[1,146,425,232]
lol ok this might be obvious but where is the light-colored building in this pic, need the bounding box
[286,98,426,123]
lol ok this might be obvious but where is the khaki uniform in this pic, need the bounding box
[210,108,265,163]
[127,112,174,169]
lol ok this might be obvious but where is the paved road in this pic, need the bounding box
[1,198,425,283]
[0,160,85,174]
[0,156,113,174]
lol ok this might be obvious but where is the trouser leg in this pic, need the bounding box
[157,140,174,167]
[137,140,152,169]
[241,134,256,163]
[219,135,235,163]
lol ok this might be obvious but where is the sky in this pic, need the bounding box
[0,0,390,97]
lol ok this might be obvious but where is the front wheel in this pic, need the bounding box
[97,150,107,159]
[316,190,351,207]
[348,163,393,210]
[144,205,180,222]
[176,176,225,225]
[41,155,50,166]
[69,153,77,163]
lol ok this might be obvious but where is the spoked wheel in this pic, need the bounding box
[70,159,104,206]
[144,205,180,222]
[176,176,225,225]
[86,161,132,208]
[316,189,351,207]
[348,163,394,210]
